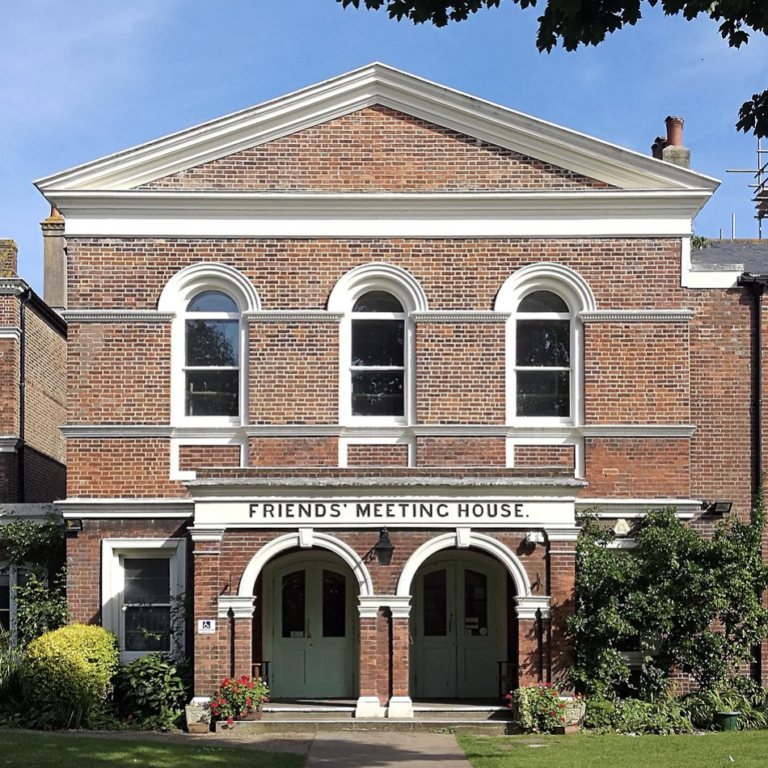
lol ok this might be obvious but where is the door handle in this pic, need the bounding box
[448,614,453,634]
[409,632,414,646]
[307,619,312,639]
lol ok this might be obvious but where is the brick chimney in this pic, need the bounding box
[41,207,66,310]
[655,116,690,169]
[0,239,18,277]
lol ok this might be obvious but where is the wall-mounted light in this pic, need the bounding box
[373,528,394,565]
[525,531,545,545]
[701,500,733,515]
[65,518,83,533]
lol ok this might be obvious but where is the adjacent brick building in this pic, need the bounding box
[34,64,765,715]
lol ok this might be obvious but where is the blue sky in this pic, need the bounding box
[3,0,768,292]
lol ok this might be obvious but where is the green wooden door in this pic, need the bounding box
[270,559,355,698]
[412,555,501,698]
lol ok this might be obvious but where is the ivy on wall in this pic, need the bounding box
[569,494,768,696]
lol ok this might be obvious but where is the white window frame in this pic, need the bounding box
[158,263,260,428]
[496,263,595,429]
[328,263,427,427]
[101,538,187,662]
[0,564,33,643]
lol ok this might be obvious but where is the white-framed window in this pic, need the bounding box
[102,539,186,661]
[158,263,260,427]
[496,262,595,427]
[0,565,29,639]
[328,263,427,426]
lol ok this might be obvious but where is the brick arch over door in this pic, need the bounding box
[236,531,374,599]
[396,530,532,599]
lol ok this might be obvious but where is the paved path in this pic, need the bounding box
[305,732,472,767]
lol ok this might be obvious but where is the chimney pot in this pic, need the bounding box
[665,116,684,147]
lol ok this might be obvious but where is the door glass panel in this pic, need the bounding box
[124,559,170,604]
[464,569,488,637]
[282,570,305,638]
[423,569,447,636]
[322,570,346,638]
[124,606,171,652]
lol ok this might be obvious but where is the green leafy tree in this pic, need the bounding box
[339,0,768,137]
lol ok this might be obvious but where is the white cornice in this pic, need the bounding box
[515,595,551,619]
[577,498,699,519]
[58,497,193,518]
[580,309,694,323]
[580,425,696,438]
[244,310,343,323]
[411,311,510,323]
[50,189,709,239]
[36,63,717,195]
[62,310,174,323]
[0,279,27,296]
[0,437,20,453]
[0,326,21,342]
[62,425,173,439]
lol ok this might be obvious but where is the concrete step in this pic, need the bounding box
[263,706,356,721]
[412,706,512,722]
[216,719,512,735]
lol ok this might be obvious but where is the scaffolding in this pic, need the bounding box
[727,139,768,238]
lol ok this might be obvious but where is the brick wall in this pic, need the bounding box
[249,437,338,466]
[515,445,574,469]
[0,336,19,436]
[418,436,506,466]
[347,444,409,467]
[140,106,612,193]
[178,445,241,472]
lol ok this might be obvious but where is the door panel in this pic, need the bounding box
[271,559,355,698]
[412,556,502,699]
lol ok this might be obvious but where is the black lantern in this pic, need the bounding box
[702,500,733,515]
[374,528,395,566]
[65,518,83,533]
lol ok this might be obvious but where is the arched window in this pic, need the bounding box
[328,263,427,426]
[350,291,405,417]
[495,263,595,426]
[515,290,571,418]
[184,290,240,417]
[158,263,260,426]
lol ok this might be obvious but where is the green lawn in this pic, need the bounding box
[458,731,768,768]
[0,731,306,768]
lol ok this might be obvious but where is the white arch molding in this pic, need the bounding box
[236,530,374,598]
[396,530,532,599]
[327,262,429,313]
[158,261,261,313]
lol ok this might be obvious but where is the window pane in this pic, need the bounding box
[517,320,570,367]
[517,370,570,417]
[352,291,403,313]
[464,570,488,637]
[125,606,170,652]
[186,370,239,416]
[282,570,305,638]
[518,290,569,313]
[322,570,346,638]
[352,320,404,366]
[423,570,447,637]
[186,319,239,367]
[124,559,170,605]
[351,371,404,416]
[188,290,238,313]
[0,575,9,612]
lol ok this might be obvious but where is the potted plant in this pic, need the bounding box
[210,675,269,727]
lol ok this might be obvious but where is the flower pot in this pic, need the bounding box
[714,711,739,732]
[563,700,586,726]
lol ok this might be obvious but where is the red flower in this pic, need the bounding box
[545,682,552,688]
[246,698,252,707]
[263,697,269,702]
[227,717,234,726]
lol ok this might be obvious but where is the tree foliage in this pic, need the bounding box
[339,0,768,137]
[569,499,768,696]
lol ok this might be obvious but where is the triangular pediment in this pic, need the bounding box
[36,63,718,194]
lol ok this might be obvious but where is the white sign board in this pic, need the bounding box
[197,619,216,634]
[195,498,575,528]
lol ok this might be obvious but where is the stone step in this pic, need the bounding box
[263,706,356,721]
[216,719,512,735]
[412,706,512,721]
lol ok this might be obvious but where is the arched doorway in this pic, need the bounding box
[410,550,510,699]
[264,551,358,699]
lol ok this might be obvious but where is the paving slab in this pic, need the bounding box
[306,731,472,767]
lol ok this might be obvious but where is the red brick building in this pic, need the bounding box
[35,65,762,716]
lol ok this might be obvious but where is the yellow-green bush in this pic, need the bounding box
[22,624,120,728]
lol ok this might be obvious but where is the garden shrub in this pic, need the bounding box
[22,623,120,729]
[507,683,568,734]
[678,685,768,731]
[114,653,189,730]
[0,642,25,725]
[585,696,693,735]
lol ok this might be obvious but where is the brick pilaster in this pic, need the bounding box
[549,540,576,691]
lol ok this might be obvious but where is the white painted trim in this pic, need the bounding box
[0,327,21,342]
[61,425,173,438]
[546,527,580,542]
[189,527,225,542]
[396,531,531,598]
[218,595,255,620]
[386,696,414,719]
[515,596,551,620]
[355,696,386,718]
[58,498,193,518]
[245,425,342,437]
[237,531,374,598]
[607,539,638,549]
[681,237,741,289]
[327,262,428,314]
[36,63,717,194]
[170,434,247,481]
[0,437,20,453]
[298,528,313,548]
[245,311,343,323]
[0,279,27,296]
[580,425,696,438]
[61,310,174,323]
[580,310,694,323]
[411,311,509,323]
[158,262,261,313]
[101,537,187,662]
